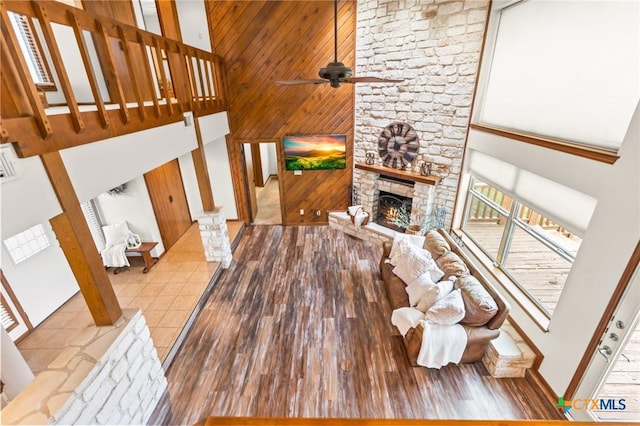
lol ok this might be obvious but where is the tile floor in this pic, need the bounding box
[17,221,244,375]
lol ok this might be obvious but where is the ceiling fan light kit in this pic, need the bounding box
[276,0,402,89]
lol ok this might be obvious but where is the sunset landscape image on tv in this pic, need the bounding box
[283,134,347,170]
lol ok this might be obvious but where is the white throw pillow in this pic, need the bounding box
[435,279,455,300]
[388,233,426,266]
[404,272,436,306]
[102,221,131,248]
[392,242,433,284]
[424,289,466,325]
[416,285,440,312]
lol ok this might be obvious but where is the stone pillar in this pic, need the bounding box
[198,207,232,268]
[1,310,166,425]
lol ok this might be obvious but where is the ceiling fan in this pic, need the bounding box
[275,0,403,89]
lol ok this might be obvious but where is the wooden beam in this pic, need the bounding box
[42,151,122,326]
[191,115,215,212]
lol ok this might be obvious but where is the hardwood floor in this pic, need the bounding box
[150,226,564,424]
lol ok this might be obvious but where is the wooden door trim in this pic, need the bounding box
[565,240,640,398]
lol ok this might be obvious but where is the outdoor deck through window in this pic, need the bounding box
[462,178,583,315]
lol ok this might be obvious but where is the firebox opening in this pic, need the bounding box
[377,191,412,232]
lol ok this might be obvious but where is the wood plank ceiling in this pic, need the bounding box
[207,1,356,225]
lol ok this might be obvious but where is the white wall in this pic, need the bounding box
[175,0,211,52]
[0,148,78,329]
[95,176,164,257]
[178,151,204,221]
[259,142,278,183]
[198,112,236,219]
[61,120,198,203]
[463,103,640,394]
[206,138,237,219]
[40,23,109,105]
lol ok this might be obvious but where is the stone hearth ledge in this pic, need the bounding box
[1,309,167,425]
[328,211,396,246]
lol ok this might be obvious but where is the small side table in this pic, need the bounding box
[125,242,158,273]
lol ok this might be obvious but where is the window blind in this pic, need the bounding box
[479,0,639,151]
[468,149,597,236]
[80,200,106,253]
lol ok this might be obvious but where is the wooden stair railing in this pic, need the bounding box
[0,0,227,158]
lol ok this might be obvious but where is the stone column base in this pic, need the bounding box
[198,207,232,268]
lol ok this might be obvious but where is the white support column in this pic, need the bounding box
[198,207,232,268]
[0,327,35,405]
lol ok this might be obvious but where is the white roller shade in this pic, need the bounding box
[480,0,640,150]
[468,150,597,236]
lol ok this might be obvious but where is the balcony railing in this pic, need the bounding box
[0,0,227,158]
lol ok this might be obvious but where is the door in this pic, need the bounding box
[570,262,640,421]
[144,159,192,250]
[242,144,258,221]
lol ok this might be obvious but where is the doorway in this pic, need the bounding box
[242,142,282,225]
[570,252,640,421]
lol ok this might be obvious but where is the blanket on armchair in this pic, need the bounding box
[101,242,130,268]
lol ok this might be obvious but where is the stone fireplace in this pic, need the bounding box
[353,164,439,232]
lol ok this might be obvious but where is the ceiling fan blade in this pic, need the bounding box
[275,79,328,86]
[342,76,404,84]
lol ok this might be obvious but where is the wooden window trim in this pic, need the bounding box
[470,123,620,165]
[450,228,552,332]
[10,12,57,92]
[1,293,19,332]
[0,269,33,332]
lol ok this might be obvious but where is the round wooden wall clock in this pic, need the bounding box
[377,122,419,169]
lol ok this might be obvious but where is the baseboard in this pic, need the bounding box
[525,369,566,420]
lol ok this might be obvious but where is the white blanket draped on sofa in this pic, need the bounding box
[417,321,467,369]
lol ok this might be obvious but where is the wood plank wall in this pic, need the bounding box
[207,1,356,225]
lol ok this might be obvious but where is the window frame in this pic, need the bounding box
[461,176,580,319]
[8,11,57,92]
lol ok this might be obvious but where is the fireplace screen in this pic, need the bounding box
[377,191,412,232]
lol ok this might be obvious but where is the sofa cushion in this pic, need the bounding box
[424,230,451,260]
[389,233,426,266]
[436,251,469,279]
[392,240,441,284]
[424,289,465,325]
[455,275,499,327]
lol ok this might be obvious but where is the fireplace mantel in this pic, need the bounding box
[355,163,440,186]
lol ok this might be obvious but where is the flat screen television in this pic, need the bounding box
[283,134,347,171]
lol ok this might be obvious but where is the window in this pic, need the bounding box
[476,0,639,153]
[80,200,106,253]
[3,224,51,265]
[8,11,55,90]
[462,177,584,316]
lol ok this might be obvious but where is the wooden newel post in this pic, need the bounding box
[42,152,122,326]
